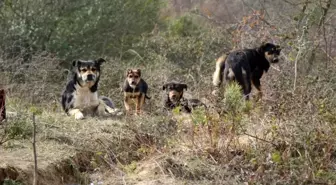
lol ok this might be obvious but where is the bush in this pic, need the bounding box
[0,115,33,145]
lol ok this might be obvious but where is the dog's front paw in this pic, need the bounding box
[75,112,84,120]
[105,107,122,115]
[116,111,123,116]
[255,91,263,101]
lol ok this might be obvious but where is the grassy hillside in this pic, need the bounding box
[1,0,336,184]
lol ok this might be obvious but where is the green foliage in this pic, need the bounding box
[0,0,162,59]
[223,82,247,114]
[3,179,23,185]
[191,107,207,126]
[271,151,282,164]
[167,14,203,37]
[0,116,33,145]
[123,161,137,174]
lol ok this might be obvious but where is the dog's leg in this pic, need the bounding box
[68,109,84,120]
[124,96,132,115]
[252,76,263,100]
[242,67,252,100]
[233,67,251,100]
[135,94,145,115]
[252,69,264,100]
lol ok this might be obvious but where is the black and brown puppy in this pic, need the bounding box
[123,69,150,115]
[213,43,281,100]
[61,58,120,120]
[163,82,205,113]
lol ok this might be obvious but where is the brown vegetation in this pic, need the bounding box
[0,0,336,184]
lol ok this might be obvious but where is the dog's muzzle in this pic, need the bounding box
[170,94,180,103]
[271,58,279,63]
[85,74,96,82]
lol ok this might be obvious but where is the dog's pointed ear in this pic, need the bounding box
[96,58,106,65]
[163,84,167,91]
[261,42,271,48]
[126,69,132,76]
[136,69,141,76]
[182,84,188,91]
[72,60,80,67]
[260,42,273,53]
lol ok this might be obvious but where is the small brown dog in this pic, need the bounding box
[123,69,150,115]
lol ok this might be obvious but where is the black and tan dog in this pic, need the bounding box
[213,43,281,100]
[123,69,150,115]
[162,82,205,113]
[61,58,120,120]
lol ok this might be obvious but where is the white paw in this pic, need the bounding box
[212,89,219,96]
[75,112,84,120]
[106,107,123,116]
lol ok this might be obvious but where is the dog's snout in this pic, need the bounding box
[131,81,136,85]
[273,58,279,63]
[87,74,94,81]
[171,94,177,98]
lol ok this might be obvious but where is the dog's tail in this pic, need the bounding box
[100,96,123,116]
[100,96,115,109]
[213,54,227,87]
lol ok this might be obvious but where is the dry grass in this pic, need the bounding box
[1,9,336,184]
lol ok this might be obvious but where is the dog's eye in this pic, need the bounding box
[81,68,87,72]
[129,75,133,78]
[91,68,96,72]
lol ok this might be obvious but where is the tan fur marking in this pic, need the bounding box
[213,55,227,87]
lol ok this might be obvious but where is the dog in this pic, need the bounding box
[61,58,120,120]
[123,69,150,115]
[162,82,206,113]
[213,43,281,100]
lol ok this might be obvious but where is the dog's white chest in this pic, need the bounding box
[73,86,99,109]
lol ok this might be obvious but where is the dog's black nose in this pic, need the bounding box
[273,58,279,63]
[131,81,136,85]
[87,74,94,81]
[171,94,176,98]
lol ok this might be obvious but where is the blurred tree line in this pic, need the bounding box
[0,0,334,70]
[0,0,161,61]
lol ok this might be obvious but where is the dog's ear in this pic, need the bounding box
[261,42,271,48]
[162,84,167,91]
[136,69,141,76]
[72,60,80,67]
[126,69,132,76]
[260,42,273,53]
[96,58,106,66]
[182,84,188,91]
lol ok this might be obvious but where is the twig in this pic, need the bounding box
[242,132,277,147]
[32,113,38,185]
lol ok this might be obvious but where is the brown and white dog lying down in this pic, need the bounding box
[162,82,206,113]
[123,69,150,115]
[61,58,121,120]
